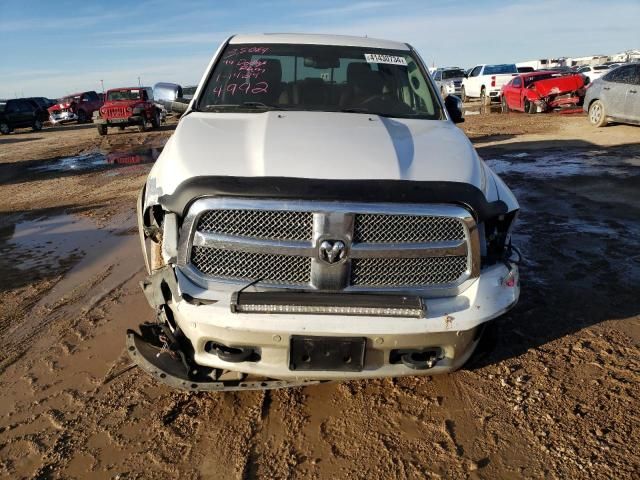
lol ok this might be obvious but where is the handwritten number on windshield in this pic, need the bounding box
[213,81,269,98]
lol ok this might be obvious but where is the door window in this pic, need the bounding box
[610,66,634,84]
[513,77,522,87]
[433,71,441,81]
[17,101,33,112]
[469,66,482,77]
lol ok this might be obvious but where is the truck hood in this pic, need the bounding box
[148,111,485,201]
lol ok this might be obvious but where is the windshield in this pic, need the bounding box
[484,64,518,75]
[198,43,443,119]
[442,69,465,79]
[107,89,141,101]
[594,65,610,71]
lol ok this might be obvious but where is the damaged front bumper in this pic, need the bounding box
[49,111,77,124]
[126,325,322,391]
[127,261,519,390]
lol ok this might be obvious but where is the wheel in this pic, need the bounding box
[97,125,108,136]
[77,110,87,123]
[480,88,491,106]
[501,96,509,113]
[460,86,467,103]
[118,126,125,131]
[588,100,608,127]
[32,119,43,131]
[524,99,537,114]
[151,109,160,129]
[137,116,148,132]
[0,122,11,135]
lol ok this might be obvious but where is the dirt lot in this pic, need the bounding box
[0,111,638,479]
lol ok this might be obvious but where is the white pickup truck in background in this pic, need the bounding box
[462,64,518,104]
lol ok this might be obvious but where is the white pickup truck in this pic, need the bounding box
[462,64,518,104]
[130,34,520,391]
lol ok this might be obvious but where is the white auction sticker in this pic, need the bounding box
[364,53,407,66]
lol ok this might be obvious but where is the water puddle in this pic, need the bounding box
[0,214,94,275]
[464,104,503,116]
[485,150,640,178]
[29,147,163,174]
[0,210,140,297]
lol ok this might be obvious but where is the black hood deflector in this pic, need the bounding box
[158,176,508,221]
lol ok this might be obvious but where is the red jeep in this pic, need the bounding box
[93,87,161,135]
[48,91,103,124]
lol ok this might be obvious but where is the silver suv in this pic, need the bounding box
[432,67,466,98]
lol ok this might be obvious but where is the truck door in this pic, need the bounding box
[467,66,482,97]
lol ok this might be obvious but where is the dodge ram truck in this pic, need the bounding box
[130,34,521,391]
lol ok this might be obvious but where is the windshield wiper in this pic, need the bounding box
[338,108,395,118]
[202,102,284,112]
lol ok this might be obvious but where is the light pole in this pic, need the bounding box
[100,79,104,93]
[137,76,141,87]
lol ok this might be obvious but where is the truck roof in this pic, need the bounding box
[229,33,410,51]
[107,87,150,91]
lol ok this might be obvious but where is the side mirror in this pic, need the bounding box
[445,95,464,124]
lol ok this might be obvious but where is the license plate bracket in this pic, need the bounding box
[289,336,366,372]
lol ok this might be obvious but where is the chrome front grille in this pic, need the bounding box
[179,198,479,296]
[191,246,311,285]
[197,209,313,241]
[354,214,465,243]
[351,256,468,287]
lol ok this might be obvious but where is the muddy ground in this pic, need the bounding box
[0,111,638,479]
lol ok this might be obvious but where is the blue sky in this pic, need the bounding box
[1,0,638,98]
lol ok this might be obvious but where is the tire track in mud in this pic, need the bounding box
[238,387,312,479]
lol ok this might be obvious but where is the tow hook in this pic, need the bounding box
[205,342,259,363]
[400,350,440,370]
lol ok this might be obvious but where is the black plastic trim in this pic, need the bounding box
[158,176,508,221]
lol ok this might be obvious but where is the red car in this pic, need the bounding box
[48,91,103,124]
[500,71,585,113]
[93,87,161,135]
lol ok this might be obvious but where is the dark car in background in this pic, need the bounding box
[0,98,46,134]
[584,63,640,127]
[27,97,57,110]
[23,98,50,123]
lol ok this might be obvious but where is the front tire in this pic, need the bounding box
[137,116,148,132]
[32,119,43,131]
[97,125,108,136]
[588,100,608,127]
[0,122,11,135]
[77,110,87,123]
[151,109,160,129]
[501,96,509,113]
[461,86,467,103]
[524,99,537,114]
